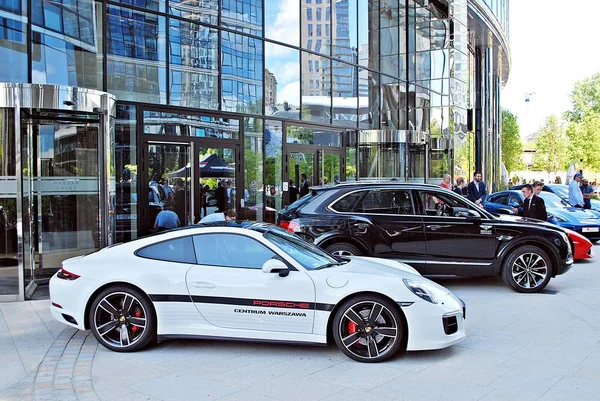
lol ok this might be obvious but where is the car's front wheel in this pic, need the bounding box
[325,242,362,257]
[89,285,156,352]
[332,294,405,363]
[502,245,552,293]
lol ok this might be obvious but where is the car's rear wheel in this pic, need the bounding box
[89,285,156,352]
[326,242,362,257]
[502,245,552,293]
[332,294,405,363]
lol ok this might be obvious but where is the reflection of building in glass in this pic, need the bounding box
[264,69,278,109]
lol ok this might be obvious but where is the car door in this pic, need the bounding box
[186,232,315,333]
[352,188,427,271]
[417,189,499,275]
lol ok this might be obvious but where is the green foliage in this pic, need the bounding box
[532,115,569,173]
[567,72,600,122]
[501,109,524,173]
[566,113,600,173]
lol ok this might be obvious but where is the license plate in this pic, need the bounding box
[116,214,136,220]
[582,227,599,233]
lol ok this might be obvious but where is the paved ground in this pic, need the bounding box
[1,249,600,401]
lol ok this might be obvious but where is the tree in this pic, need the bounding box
[567,73,600,122]
[566,113,600,173]
[501,109,524,173]
[532,115,569,173]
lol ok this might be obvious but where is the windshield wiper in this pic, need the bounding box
[315,262,343,270]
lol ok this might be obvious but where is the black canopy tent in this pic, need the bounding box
[167,154,234,178]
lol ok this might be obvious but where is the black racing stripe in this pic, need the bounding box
[149,294,192,302]
[149,294,335,311]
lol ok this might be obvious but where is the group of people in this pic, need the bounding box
[287,173,311,204]
[568,173,596,209]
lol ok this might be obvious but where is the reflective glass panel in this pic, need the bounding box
[169,19,218,109]
[221,31,263,113]
[332,61,358,127]
[265,0,299,46]
[31,1,102,89]
[221,0,263,36]
[143,111,240,139]
[359,68,380,129]
[286,125,341,147]
[112,0,164,13]
[107,6,166,104]
[32,0,96,45]
[115,105,137,243]
[0,0,27,83]
[265,42,300,119]
[169,0,218,24]
[264,120,282,221]
[243,117,264,222]
[302,51,331,123]
[301,1,330,56]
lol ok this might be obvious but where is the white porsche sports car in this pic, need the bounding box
[50,222,466,363]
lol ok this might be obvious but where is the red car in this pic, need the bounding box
[565,229,595,260]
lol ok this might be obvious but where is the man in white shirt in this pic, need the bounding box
[568,173,585,208]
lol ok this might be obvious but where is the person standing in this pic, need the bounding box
[299,173,310,198]
[467,171,487,207]
[173,179,187,226]
[215,180,227,212]
[581,178,594,209]
[453,177,467,197]
[512,184,547,221]
[568,173,585,208]
[439,174,452,190]
[288,179,299,204]
[154,206,180,231]
[533,181,544,196]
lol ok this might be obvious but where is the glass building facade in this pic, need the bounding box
[0,0,509,300]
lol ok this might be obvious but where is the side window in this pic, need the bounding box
[492,194,509,205]
[419,191,475,217]
[356,189,414,215]
[193,234,276,269]
[330,191,366,212]
[509,194,523,206]
[136,236,196,264]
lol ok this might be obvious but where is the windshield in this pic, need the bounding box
[538,192,569,208]
[264,228,339,270]
[548,185,569,199]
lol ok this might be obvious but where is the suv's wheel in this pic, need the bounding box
[326,242,362,257]
[332,294,405,363]
[89,285,156,352]
[502,245,552,293]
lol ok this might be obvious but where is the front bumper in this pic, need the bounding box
[402,292,466,351]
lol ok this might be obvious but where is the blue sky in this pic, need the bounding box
[501,1,600,141]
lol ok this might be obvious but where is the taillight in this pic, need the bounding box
[279,219,300,233]
[57,268,80,281]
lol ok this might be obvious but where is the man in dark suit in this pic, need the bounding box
[513,184,547,221]
[299,173,310,198]
[467,171,487,207]
[215,180,227,212]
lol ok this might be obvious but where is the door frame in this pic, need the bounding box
[140,137,241,234]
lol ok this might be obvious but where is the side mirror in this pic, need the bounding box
[262,259,290,277]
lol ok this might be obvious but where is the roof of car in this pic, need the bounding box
[310,181,445,191]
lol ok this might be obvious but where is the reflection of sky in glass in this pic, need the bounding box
[39,125,55,159]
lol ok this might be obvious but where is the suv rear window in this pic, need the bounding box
[288,191,317,211]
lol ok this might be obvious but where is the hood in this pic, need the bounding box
[327,256,451,294]
[560,207,598,218]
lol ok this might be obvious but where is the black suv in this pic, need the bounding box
[277,182,573,293]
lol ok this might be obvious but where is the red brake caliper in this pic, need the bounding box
[348,321,358,335]
[131,309,143,333]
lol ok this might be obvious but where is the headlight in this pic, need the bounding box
[403,278,447,304]
[548,214,568,222]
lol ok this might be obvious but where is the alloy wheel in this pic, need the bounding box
[511,252,548,289]
[93,292,147,348]
[338,301,398,360]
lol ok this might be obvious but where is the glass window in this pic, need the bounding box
[31,1,102,89]
[265,120,283,222]
[0,7,27,83]
[169,19,218,109]
[265,42,300,118]
[489,194,509,205]
[221,0,263,36]
[193,234,275,268]
[286,125,341,147]
[143,111,240,139]
[115,105,137,243]
[330,191,366,212]
[356,189,414,215]
[301,2,329,56]
[265,0,299,47]
[302,51,331,123]
[264,229,338,271]
[243,117,264,221]
[107,6,166,104]
[169,0,218,24]
[332,60,358,127]
[221,31,263,112]
[113,0,164,12]
[137,236,196,264]
[307,8,312,21]
[418,190,480,217]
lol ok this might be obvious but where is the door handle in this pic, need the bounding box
[353,223,369,229]
[426,225,442,231]
[190,281,216,289]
